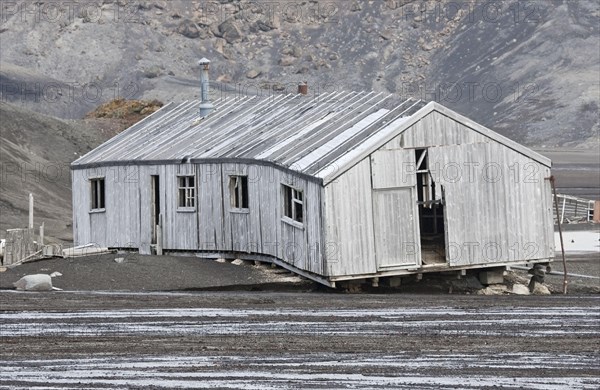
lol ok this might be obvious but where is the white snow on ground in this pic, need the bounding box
[555,231,600,252]
[1,354,598,390]
[2,300,599,389]
[1,306,599,338]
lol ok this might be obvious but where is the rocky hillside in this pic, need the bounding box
[0,102,117,242]
[0,0,598,147]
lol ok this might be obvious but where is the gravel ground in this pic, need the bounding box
[1,253,598,389]
[0,251,598,294]
[0,292,598,389]
[0,253,314,292]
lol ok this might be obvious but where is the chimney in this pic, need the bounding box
[198,58,214,117]
[298,82,308,95]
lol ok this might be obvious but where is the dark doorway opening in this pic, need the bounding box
[415,149,446,264]
[151,175,160,244]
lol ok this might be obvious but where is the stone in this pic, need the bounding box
[143,66,161,78]
[295,66,309,74]
[246,68,262,79]
[114,257,125,263]
[380,30,394,41]
[279,56,295,66]
[256,19,278,31]
[176,19,202,39]
[476,284,508,295]
[512,283,530,295]
[14,274,53,291]
[532,284,551,295]
[388,277,402,288]
[291,46,303,58]
[218,19,242,44]
[421,43,434,51]
[479,269,504,285]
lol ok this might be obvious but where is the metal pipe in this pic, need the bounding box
[198,58,214,117]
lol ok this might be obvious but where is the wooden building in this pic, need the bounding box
[71,68,554,287]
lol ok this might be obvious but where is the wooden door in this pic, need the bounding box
[371,149,421,269]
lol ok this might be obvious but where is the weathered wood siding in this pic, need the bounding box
[323,158,376,277]
[322,109,553,277]
[382,111,489,149]
[429,142,554,266]
[371,149,421,269]
[72,166,140,249]
[72,162,325,275]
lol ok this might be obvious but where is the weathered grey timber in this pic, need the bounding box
[71,92,554,287]
[3,228,36,266]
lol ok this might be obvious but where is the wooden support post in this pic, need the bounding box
[371,277,379,287]
[39,222,44,249]
[388,277,402,288]
[547,176,568,294]
[28,193,34,229]
[156,213,163,256]
[593,201,600,223]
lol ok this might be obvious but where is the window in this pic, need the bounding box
[229,175,249,209]
[282,184,303,224]
[415,149,434,204]
[178,176,196,209]
[90,178,105,210]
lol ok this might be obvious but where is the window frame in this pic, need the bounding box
[282,184,304,226]
[415,148,433,205]
[89,177,106,213]
[177,175,196,212]
[229,175,249,212]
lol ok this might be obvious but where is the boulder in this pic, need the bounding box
[512,283,530,295]
[218,19,242,44]
[532,283,551,295]
[176,19,202,39]
[246,68,262,79]
[14,274,53,291]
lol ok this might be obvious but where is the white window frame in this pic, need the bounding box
[177,175,196,211]
[282,184,304,226]
[415,149,433,205]
[90,177,106,212]
[229,175,249,212]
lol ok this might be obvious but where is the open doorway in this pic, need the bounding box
[415,149,446,264]
[151,175,160,245]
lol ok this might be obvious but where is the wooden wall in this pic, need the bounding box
[72,162,325,276]
[323,158,376,277]
[428,142,554,266]
[322,109,553,277]
[72,108,554,281]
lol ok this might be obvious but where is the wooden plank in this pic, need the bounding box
[370,149,416,189]
[372,188,419,269]
[428,142,554,267]
[4,228,35,265]
[324,158,376,277]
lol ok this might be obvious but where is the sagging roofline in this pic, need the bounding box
[70,157,325,186]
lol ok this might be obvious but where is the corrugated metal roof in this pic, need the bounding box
[72,92,425,176]
[72,92,551,181]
